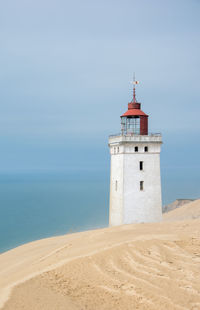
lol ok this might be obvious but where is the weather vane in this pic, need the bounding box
[131,73,139,103]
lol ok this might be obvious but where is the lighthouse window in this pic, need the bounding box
[144,146,148,152]
[135,146,138,152]
[117,147,119,153]
[140,161,143,171]
[126,117,140,135]
[115,180,118,191]
[140,181,144,191]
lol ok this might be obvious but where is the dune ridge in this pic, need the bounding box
[0,199,200,310]
[163,199,200,221]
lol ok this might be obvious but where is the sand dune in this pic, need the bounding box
[1,199,200,310]
[163,199,200,221]
[163,199,195,213]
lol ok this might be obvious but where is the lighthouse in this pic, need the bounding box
[109,80,162,226]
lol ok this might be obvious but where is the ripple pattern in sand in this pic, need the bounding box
[36,238,200,310]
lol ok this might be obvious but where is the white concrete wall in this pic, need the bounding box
[109,146,124,226]
[109,135,162,226]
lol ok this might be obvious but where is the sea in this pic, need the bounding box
[1,164,199,254]
[0,171,109,253]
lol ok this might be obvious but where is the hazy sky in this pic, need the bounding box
[0,0,200,203]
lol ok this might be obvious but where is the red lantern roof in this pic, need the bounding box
[121,108,148,117]
[121,80,148,118]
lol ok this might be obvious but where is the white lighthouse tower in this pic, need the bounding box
[109,80,162,226]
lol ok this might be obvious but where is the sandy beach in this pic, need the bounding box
[0,199,200,310]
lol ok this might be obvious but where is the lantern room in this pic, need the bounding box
[121,81,148,135]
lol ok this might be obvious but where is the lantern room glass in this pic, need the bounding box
[121,116,140,135]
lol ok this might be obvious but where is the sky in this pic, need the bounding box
[0,0,200,204]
